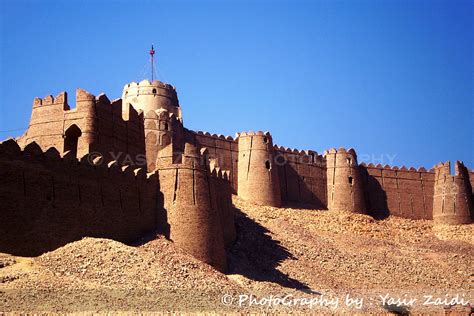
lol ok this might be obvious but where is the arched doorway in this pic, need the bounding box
[63,124,82,157]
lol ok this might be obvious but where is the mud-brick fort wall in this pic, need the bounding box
[274,146,327,208]
[17,89,145,166]
[183,130,330,208]
[210,166,237,248]
[156,142,231,272]
[432,161,473,224]
[360,163,435,219]
[192,131,238,192]
[0,139,160,256]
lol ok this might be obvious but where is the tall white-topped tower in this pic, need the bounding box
[121,46,182,120]
[121,79,182,120]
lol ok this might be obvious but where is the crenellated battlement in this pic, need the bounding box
[33,92,68,108]
[236,131,271,138]
[123,79,176,91]
[274,145,325,164]
[0,139,155,182]
[122,79,181,122]
[210,166,231,182]
[195,131,235,141]
[362,162,435,174]
[122,79,178,102]
[433,161,471,186]
[433,161,450,168]
[323,147,357,156]
[155,143,207,169]
[432,160,473,224]
[144,108,180,121]
[433,161,455,178]
[31,89,145,122]
[21,88,147,165]
[33,89,98,108]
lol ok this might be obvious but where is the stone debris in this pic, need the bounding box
[0,254,15,268]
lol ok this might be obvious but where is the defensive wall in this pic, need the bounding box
[155,142,232,272]
[17,89,146,166]
[273,145,327,208]
[185,129,473,224]
[190,130,329,208]
[2,74,472,275]
[192,131,238,191]
[0,139,160,256]
[359,163,436,220]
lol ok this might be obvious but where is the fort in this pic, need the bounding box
[0,74,473,271]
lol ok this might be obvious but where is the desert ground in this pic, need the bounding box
[1,196,472,314]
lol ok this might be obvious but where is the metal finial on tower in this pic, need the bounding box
[150,44,156,81]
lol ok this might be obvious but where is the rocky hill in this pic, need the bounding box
[1,196,472,314]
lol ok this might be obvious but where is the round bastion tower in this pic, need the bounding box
[237,131,281,207]
[325,148,366,213]
[122,80,183,171]
[122,80,182,120]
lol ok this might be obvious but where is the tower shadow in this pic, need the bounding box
[227,207,318,294]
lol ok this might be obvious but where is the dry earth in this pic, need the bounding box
[1,195,473,314]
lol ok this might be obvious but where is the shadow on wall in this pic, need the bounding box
[227,207,315,293]
[364,173,389,220]
[278,163,327,209]
[0,141,168,257]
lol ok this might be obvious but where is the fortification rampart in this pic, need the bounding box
[360,163,435,220]
[432,161,473,224]
[209,165,236,248]
[273,145,327,207]
[18,89,146,166]
[0,139,160,256]
[156,143,228,272]
[4,70,472,275]
[192,131,238,192]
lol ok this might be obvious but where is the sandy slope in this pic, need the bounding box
[1,196,472,314]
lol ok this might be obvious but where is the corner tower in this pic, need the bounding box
[237,131,281,207]
[433,161,473,225]
[156,143,227,271]
[325,148,366,213]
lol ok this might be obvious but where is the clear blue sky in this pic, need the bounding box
[0,0,472,169]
